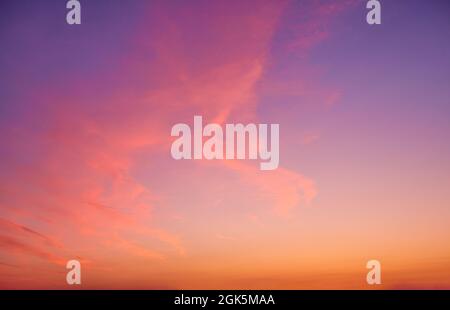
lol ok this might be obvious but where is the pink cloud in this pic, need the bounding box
[0,0,355,287]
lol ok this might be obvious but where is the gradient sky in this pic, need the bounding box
[0,0,450,289]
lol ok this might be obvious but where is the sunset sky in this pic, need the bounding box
[1,0,450,289]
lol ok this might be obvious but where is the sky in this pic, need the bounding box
[0,0,450,289]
